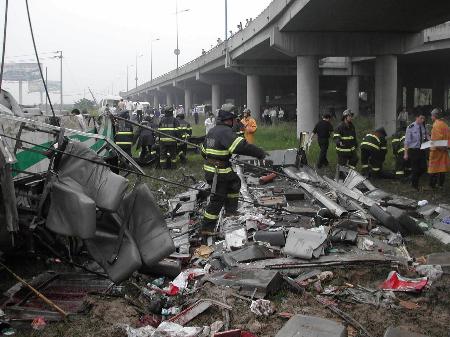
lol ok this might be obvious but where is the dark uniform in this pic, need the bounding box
[176,113,192,163]
[379,137,387,170]
[158,108,180,169]
[360,129,386,176]
[391,128,410,177]
[313,118,334,168]
[232,117,245,137]
[201,105,265,231]
[135,119,157,165]
[333,121,358,169]
[115,118,134,156]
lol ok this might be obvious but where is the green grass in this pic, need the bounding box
[132,114,449,204]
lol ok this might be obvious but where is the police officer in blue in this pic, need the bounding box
[404,111,429,190]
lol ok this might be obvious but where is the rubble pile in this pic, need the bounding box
[1,150,450,336]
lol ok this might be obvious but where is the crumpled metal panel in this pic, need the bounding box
[200,269,282,299]
[226,244,276,263]
[283,228,327,260]
[274,314,346,337]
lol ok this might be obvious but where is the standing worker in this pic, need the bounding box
[428,108,450,189]
[312,114,334,169]
[404,112,429,190]
[391,126,410,178]
[158,107,180,169]
[176,111,192,164]
[201,104,266,235]
[114,114,134,157]
[241,108,257,144]
[360,127,387,177]
[205,112,215,134]
[333,109,358,169]
[193,106,199,125]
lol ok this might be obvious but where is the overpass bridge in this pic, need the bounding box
[122,0,450,135]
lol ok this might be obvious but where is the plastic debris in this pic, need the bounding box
[417,200,428,207]
[162,306,181,316]
[121,324,156,337]
[250,299,274,316]
[194,245,214,259]
[153,321,202,336]
[415,265,443,282]
[31,316,46,330]
[361,238,375,251]
[166,268,206,295]
[379,271,428,292]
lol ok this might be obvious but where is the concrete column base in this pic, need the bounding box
[347,75,359,116]
[375,55,397,135]
[297,56,319,137]
[184,89,192,113]
[246,75,262,120]
[212,84,221,112]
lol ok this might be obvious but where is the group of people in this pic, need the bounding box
[313,108,450,190]
[261,106,285,125]
[113,106,192,169]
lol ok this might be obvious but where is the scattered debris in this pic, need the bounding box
[379,271,428,292]
[249,299,274,316]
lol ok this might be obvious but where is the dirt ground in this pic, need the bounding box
[2,158,450,337]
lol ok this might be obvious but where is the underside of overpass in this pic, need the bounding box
[122,0,450,136]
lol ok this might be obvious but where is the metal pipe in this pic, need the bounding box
[283,167,347,217]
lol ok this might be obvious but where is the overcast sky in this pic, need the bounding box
[0,0,272,105]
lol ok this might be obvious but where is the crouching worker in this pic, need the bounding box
[201,103,266,236]
[360,127,387,177]
[135,116,157,165]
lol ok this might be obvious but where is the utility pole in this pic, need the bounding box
[134,52,137,88]
[55,50,63,114]
[45,67,48,113]
[151,38,160,82]
[174,1,189,72]
[225,0,228,41]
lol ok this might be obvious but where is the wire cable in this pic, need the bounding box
[113,115,317,185]
[1,132,301,215]
[0,0,8,91]
[24,0,56,118]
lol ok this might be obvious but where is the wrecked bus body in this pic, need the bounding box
[0,89,174,283]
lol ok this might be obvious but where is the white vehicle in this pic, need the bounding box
[98,95,122,115]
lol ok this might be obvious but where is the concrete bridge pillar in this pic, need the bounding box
[246,75,262,120]
[184,88,192,113]
[406,85,415,110]
[166,92,173,107]
[432,80,445,109]
[347,75,360,116]
[296,56,319,136]
[212,84,221,112]
[153,93,159,109]
[375,55,397,135]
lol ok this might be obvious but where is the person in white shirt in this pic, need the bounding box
[278,108,285,121]
[136,101,143,122]
[126,99,134,113]
[71,108,86,132]
[204,112,215,134]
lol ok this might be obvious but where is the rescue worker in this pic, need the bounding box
[312,114,334,168]
[232,112,245,137]
[114,114,134,156]
[241,108,257,144]
[135,116,157,165]
[404,112,429,190]
[360,127,387,177]
[428,108,450,189]
[176,111,192,163]
[391,126,409,178]
[158,107,180,169]
[333,109,358,169]
[201,103,265,234]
